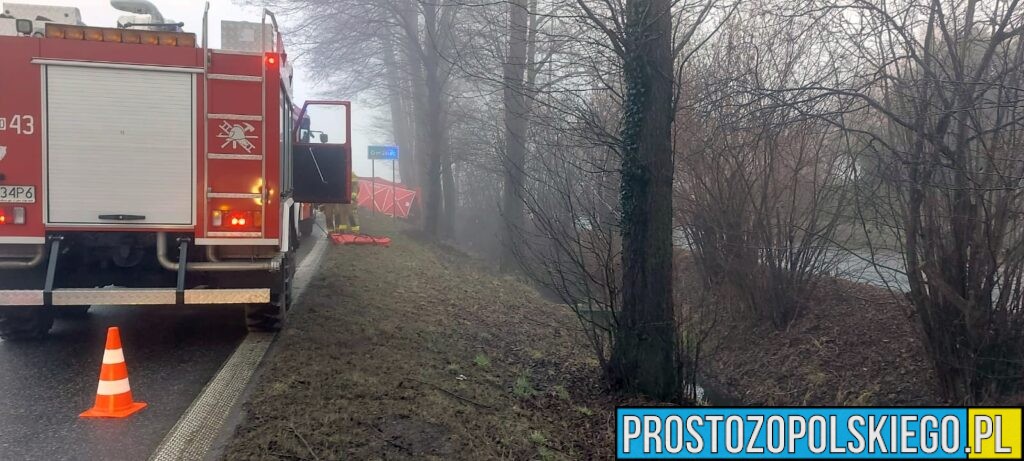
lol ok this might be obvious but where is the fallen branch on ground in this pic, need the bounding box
[287,423,320,461]
[407,378,495,410]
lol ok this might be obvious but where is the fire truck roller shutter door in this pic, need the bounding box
[45,65,194,226]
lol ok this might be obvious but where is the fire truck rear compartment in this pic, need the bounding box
[1,56,286,310]
[45,65,194,226]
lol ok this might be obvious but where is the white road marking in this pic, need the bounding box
[148,232,329,461]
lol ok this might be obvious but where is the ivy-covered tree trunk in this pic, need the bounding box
[500,0,530,271]
[609,0,679,401]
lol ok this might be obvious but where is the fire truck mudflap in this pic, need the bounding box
[0,3,351,340]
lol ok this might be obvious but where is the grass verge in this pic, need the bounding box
[222,215,630,460]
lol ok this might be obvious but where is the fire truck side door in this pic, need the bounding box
[290,101,352,204]
[292,143,351,203]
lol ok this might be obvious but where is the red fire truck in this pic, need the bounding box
[0,1,352,339]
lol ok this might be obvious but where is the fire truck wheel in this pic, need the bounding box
[245,264,292,332]
[0,308,56,341]
[245,292,287,332]
[299,218,314,238]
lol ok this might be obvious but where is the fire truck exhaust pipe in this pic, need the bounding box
[0,245,46,270]
[156,233,282,272]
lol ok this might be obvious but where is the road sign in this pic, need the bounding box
[368,145,399,160]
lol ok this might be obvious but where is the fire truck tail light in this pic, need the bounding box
[212,210,259,229]
[0,207,26,225]
[266,55,277,66]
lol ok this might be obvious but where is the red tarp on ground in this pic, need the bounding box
[357,178,418,218]
[330,233,392,246]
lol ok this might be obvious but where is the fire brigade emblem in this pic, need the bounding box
[217,121,258,153]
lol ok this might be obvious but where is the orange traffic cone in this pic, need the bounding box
[80,327,147,418]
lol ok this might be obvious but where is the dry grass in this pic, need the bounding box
[223,215,630,460]
[674,253,945,406]
[223,214,957,461]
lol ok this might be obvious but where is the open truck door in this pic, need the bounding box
[291,101,352,204]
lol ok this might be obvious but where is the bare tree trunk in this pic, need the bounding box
[441,93,457,239]
[608,0,679,400]
[400,75,419,188]
[420,1,446,239]
[395,0,450,239]
[422,70,444,238]
[383,37,417,186]
[398,0,429,194]
[500,0,530,271]
[441,153,457,238]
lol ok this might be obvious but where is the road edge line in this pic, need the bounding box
[148,233,329,461]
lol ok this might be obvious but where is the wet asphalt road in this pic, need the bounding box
[0,305,248,461]
[0,228,324,461]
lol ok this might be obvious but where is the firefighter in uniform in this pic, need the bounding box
[322,202,340,232]
[336,174,360,233]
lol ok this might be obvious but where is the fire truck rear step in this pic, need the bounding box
[0,237,274,307]
[0,288,270,307]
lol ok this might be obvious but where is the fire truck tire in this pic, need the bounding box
[245,300,285,332]
[245,283,290,332]
[299,218,314,238]
[245,259,293,332]
[0,309,55,341]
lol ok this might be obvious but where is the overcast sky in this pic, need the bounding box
[8,0,390,178]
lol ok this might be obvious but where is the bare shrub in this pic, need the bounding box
[796,0,1024,404]
[676,11,852,328]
